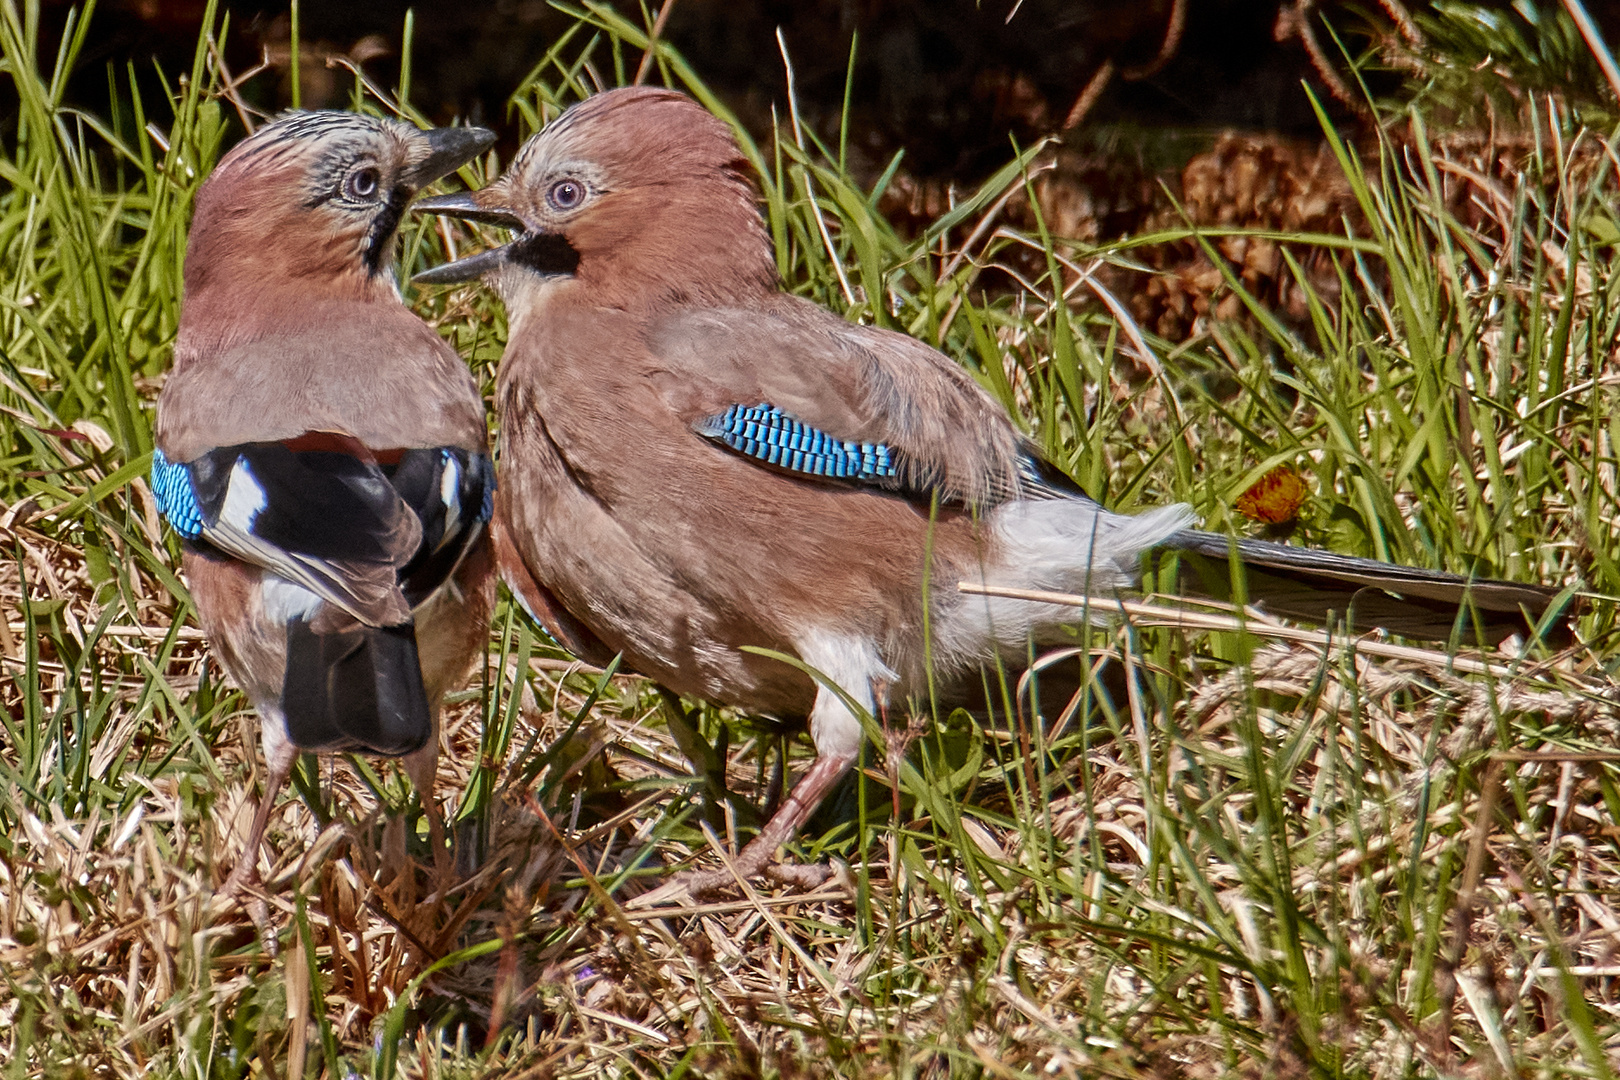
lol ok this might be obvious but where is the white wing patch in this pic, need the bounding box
[262,577,324,623]
[220,459,268,531]
[438,454,462,549]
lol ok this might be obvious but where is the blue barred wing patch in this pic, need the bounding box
[150,448,206,539]
[695,403,901,485]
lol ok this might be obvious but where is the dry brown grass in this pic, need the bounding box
[7,554,1620,1077]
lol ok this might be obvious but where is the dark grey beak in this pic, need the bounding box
[404,127,497,190]
[413,243,513,284]
[413,191,525,229]
[413,190,518,284]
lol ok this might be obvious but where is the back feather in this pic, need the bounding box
[282,618,432,754]
[1163,530,1567,644]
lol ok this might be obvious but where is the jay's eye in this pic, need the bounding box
[547,179,585,211]
[344,166,381,200]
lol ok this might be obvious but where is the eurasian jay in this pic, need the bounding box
[413,87,1562,891]
[151,112,497,896]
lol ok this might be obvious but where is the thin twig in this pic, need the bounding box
[633,0,680,86]
[1062,59,1116,131]
[777,30,856,306]
[1562,0,1620,103]
[1434,757,1503,1066]
[1286,0,1372,116]
[937,158,1053,281]
[1378,0,1425,47]
[1120,0,1188,81]
[206,37,267,134]
[957,582,1575,683]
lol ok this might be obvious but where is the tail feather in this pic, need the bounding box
[282,618,432,754]
[1162,529,1568,644]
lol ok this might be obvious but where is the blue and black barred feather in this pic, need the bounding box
[695,401,1089,509]
[150,448,205,539]
[696,403,907,489]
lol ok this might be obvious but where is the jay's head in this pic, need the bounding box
[185,112,494,302]
[415,87,776,309]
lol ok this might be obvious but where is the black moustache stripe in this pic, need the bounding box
[509,232,581,276]
[363,184,413,274]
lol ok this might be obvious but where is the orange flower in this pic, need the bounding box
[1235,465,1309,525]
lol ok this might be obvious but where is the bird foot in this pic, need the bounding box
[621,866,736,907]
[764,861,833,890]
[678,866,745,900]
[639,857,833,904]
[218,862,280,956]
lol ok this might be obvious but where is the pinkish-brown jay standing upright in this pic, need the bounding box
[152,112,497,896]
[415,87,1562,892]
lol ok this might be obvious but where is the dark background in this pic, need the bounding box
[22,0,1427,181]
[16,0,1615,337]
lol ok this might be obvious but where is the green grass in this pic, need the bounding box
[3,0,1620,1076]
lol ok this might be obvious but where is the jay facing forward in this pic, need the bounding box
[152,112,497,895]
[415,88,1563,892]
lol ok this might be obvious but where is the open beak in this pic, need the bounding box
[412,241,513,284]
[413,193,580,285]
[404,127,497,190]
[414,191,524,228]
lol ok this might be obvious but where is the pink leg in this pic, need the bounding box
[679,632,891,897]
[682,748,858,895]
[219,752,292,952]
[221,754,291,897]
[403,740,451,885]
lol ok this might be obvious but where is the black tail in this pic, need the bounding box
[1161,529,1569,644]
[282,619,432,754]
